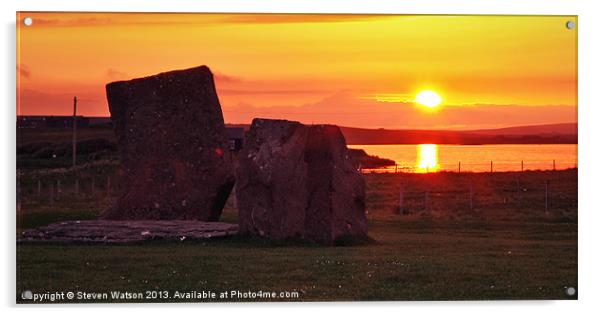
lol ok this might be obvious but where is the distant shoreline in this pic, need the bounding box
[346,141,578,145]
[17,116,577,145]
[229,122,578,145]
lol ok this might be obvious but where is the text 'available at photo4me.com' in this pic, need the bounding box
[20,289,301,303]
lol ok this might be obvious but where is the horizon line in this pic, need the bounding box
[15,115,577,132]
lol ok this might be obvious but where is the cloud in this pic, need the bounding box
[221,91,577,129]
[21,15,202,28]
[17,64,31,79]
[31,17,114,27]
[22,13,401,29]
[105,68,128,80]
[17,88,107,116]
[219,88,328,96]
[221,14,400,25]
[213,72,244,84]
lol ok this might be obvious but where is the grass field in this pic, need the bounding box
[16,164,578,302]
[16,219,577,302]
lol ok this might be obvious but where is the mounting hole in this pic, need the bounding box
[566,21,575,30]
[566,287,576,296]
[23,17,33,26]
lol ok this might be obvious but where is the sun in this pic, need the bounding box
[415,90,442,108]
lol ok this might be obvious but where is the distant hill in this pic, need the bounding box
[18,116,576,145]
[468,123,577,136]
[227,122,578,145]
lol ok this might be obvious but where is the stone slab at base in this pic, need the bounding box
[19,220,239,244]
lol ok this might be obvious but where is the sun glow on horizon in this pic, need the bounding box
[415,90,442,108]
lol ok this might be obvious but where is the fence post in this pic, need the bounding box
[395,164,398,173]
[72,96,77,168]
[553,160,556,171]
[37,180,41,196]
[17,178,21,213]
[49,183,54,205]
[490,161,493,173]
[399,185,404,215]
[56,180,61,199]
[545,180,549,213]
[516,178,521,208]
[469,181,474,211]
[458,161,461,173]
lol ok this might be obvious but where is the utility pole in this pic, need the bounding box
[72,96,77,168]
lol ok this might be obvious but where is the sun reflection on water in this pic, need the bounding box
[416,144,439,173]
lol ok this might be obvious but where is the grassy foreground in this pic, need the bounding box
[16,170,577,302]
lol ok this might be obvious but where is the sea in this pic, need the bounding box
[347,144,577,173]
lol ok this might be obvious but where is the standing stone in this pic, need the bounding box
[236,119,367,245]
[103,65,234,220]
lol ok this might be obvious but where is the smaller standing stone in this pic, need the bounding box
[236,119,367,245]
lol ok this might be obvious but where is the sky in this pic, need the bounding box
[16,13,577,130]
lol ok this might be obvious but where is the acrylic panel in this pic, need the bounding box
[16,12,577,303]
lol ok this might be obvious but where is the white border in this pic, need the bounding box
[3,1,602,315]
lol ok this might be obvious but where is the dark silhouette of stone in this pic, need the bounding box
[236,119,367,245]
[103,65,234,220]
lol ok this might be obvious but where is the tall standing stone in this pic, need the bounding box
[236,119,367,245]
[103,65,234,220]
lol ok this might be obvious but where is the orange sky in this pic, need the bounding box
[16,13,577,129]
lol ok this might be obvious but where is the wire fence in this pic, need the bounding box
[17,174,118,207]
[15,163,577,222]
[360,160,577,173]
[362,170,578,219]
